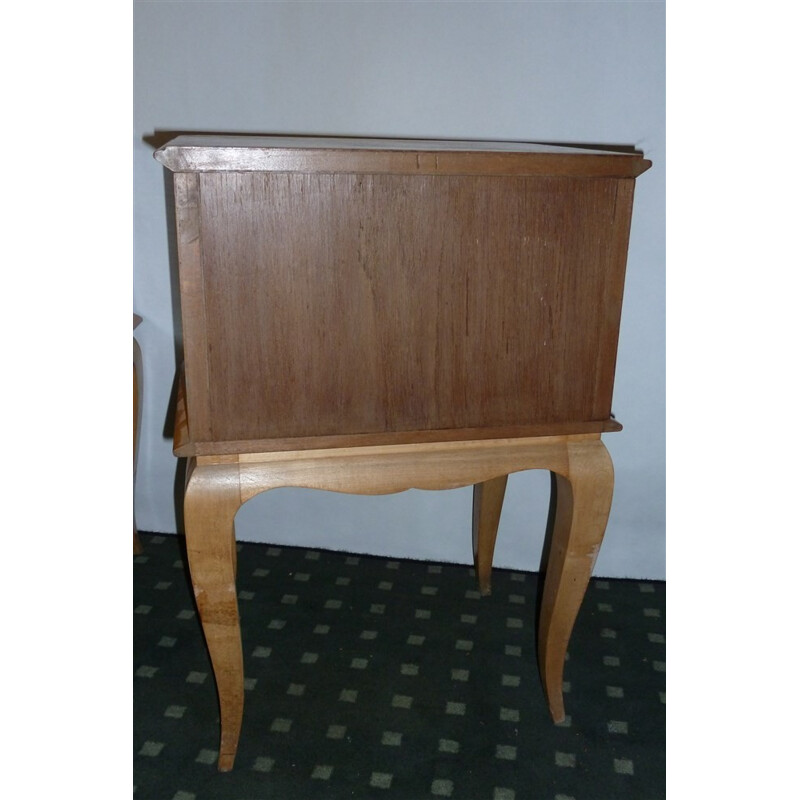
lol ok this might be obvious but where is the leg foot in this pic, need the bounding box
[538,439,613,722]
[472,475,508,595]
[184,459,244,771]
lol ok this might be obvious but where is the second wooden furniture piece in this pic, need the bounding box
[154,135,651,771]
[133,313,143,555]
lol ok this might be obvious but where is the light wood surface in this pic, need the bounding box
[174,417,622,458]
[472,475,508,595]
[133,317,143,554]
[183,459,244,773]
[155,135,650,771]
[537,438,614,722]
[183,433,612,770]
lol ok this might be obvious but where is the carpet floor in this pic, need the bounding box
[134,532,665,799]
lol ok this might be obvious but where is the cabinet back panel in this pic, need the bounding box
[190,172,629,442]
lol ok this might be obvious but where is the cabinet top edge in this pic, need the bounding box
[153,135,651,177]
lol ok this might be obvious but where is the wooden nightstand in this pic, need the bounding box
[155,135,650,770]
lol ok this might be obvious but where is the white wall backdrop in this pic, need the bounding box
[133,0,665,579]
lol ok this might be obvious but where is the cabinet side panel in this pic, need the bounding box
[173,172,211,440]
[198,172,624,442]
[591,178,635,419]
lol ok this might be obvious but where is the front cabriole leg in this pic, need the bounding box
[537,437,614,722]
[183,458,244,771]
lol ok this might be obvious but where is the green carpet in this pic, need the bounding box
[134,533,665,799]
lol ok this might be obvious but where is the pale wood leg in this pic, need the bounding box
[133,359,143,554]
[538,438,613,722]
[472,475,508,595]
[183,459,244,771]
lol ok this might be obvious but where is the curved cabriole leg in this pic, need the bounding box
[183,459,244,772]
[472,475,508,595]
[538,438,613,722]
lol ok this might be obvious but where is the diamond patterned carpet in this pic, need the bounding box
[133,533,665,799]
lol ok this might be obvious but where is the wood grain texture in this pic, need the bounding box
[183,459,244,772]
[185,171,629,446]
[161,138,649,454]
[173,418,622,458]
[233,435,587,499]
[133,323,143,554]
[472,475,508,595]
[537,437,614,722]
[173,172,212,441]
[173,366,190,454]
[177,432,611,769]
[154,135,651,177]
[156,137,650,769]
